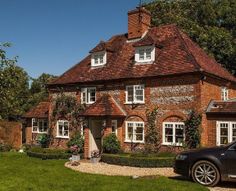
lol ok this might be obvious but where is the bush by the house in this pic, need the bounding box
[0,143,12,152]
[67,133,84,153]
[37,134,50,148]
[102,134,120,154]
[101,153,174,168]
[27,147,71,160]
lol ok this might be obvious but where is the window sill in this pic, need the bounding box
[162,143,183,147]
[56,136,69,139]
[135,61,154,64]
[124,102,145,105]
[124,140,145,144]
[32,132,48,134]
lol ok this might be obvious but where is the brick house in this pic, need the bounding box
[24,7,236,158]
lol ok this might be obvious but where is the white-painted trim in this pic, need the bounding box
[81,87,96,104]
[216,121,236,146]
[221,87,229,101]
[135,46,155,63]
[56,120,69,139]
[111,120,118,135]
[125,84,145,104]
[91,51,107,67]
[125,121,145,143]
[31,118,48,134]
[162,122,185,146]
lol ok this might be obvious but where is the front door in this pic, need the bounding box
[90,120,103,156]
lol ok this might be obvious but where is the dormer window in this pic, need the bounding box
[91,51,106,67]
[135,46,155,63]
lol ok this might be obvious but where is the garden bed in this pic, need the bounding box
[26,147,72,160]
[101,152,175,168]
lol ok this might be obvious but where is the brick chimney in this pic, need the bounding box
[128,7,151,40]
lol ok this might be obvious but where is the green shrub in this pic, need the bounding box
[67,133,84,153]
[130,152,176,158]
[27,147,72,160]
[0,143,12,152]
[101,153,174,168]
[103,134,120,154]
[37,134,50,148]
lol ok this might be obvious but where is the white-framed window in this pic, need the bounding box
[125,85,145,104]
[221,87,229,101]
[217,121,236,145]
[111,120,117,135]
[91,51,107,67]
[135,46,155,63]
[81,87,96,104]
[162,122,185,146]
[125,121,144,143]
[32,118,48,133]
[57,120,69,138]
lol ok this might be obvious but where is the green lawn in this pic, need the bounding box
[0,152,208,191]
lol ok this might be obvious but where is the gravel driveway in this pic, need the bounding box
[65,161,235,191]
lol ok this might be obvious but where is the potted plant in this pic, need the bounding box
[90,149,100,163]
[70,145,80,162]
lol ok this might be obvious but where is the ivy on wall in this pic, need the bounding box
[145,107,161,153]
[184,110,202,149]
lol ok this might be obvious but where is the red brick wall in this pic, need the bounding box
[200,76,236,146]
[128,8,151,39]
[0,121,22,149]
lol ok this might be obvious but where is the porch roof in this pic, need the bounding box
[23,101,49,118]
[80,94,126,117]
[206,100,236,114]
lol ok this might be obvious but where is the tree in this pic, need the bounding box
[27,73,57,110]
[145,0,236,75]
[0,43,29,120]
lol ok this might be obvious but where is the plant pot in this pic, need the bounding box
[72,154,80,162]
[90,157,99,163]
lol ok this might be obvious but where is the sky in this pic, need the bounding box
[0,0,146,79]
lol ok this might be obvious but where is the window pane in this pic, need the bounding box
[220,123,228,145]
[33,126,38,132]
[127,86,133,102]
[139,49,145,60]
[146,48,152,59]
[136,134,143,141]
[111,120,117,134]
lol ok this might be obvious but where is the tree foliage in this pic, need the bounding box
[145,0,236,75]
[0,43,29,120]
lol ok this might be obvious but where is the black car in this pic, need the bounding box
[174,141,236,186]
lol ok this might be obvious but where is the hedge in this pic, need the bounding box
[101,153,174,168]
[26,148,71,160]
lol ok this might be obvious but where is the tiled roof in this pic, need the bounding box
[206,100,236,114]
[23,102,49,118]
[80,94,126,117]
[49,24,236,85]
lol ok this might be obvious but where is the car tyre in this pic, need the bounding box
[191,160,220,187]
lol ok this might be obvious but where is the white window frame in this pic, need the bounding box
[32,118,48,134]
[111,120,118,135]
[221,87,229,101]
[125,121,145,143]
[162,122,185,146]
[125,85,145,104]
[216,121,236,146]
[81,87,96,104]
[91,51,107,67]
[135,46,155,63]
[56,120,69,139]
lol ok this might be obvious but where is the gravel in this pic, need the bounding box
[65,161,236,191]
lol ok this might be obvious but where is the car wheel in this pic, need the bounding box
[191,160,220,187]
